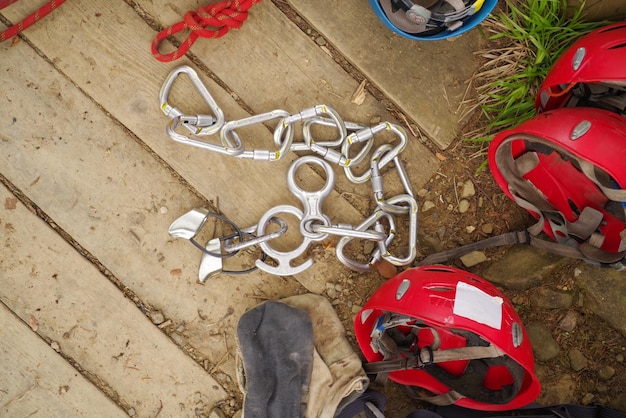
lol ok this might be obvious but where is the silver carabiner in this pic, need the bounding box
[341,130,375,171]
[343,122,408,184]
[310,223,387,241]
[370,144,415,214]
[308,143,349,166]
[335,210,397,272]
[222,110,295,161]
[166,115,244,155]
[288,117,365,152]
[304,118,366,166]
[222,217,288,252]
[197,217,288,282]
[159,65,225,136]
[378,194,419,266]
[287,156,334,240]
[255,205,315,276]
[274,104,346,149]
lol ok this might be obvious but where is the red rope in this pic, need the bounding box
[152,0,262,62]
[0,0,66,43]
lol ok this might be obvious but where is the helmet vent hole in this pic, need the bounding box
[551,217,564,227]
[606,201,626,222]
[422,267,455,273]
[423,285,454,292]
[463,276,483,284]
[609,42,626,50]
[600,23,626,34]
[593,166,619,190]
[568,199,580,215]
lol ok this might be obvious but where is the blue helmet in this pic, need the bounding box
[369,0,498,41]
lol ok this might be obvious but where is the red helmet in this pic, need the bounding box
[354,266,540,411]
[489,107,626,267]
[536,22,626,113]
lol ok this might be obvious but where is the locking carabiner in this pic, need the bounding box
[274,104,347,148]
[166,115,244,155]
[378,194,419,266]
[370,144,415,215]
[159,65,225,136]
[336,210,397,272]
[343,122,408,184]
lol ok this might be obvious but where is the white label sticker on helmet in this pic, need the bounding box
[453,281,503,330]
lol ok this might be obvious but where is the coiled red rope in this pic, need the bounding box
[151,0,262,62]
[0,0,66,43]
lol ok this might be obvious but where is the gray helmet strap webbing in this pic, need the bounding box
[418,134,626,267]
[363,317,523,406]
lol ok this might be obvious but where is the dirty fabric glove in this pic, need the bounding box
[237,301,314,418]
[280,294,370,418]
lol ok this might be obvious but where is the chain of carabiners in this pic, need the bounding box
[162,65,419,279]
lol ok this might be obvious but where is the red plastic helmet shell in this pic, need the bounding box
[355,266,541,411]
[536,21,626,112]
[489,107,626,255]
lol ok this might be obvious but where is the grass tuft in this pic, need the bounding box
[465,0,608,143]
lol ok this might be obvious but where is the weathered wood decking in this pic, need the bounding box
[1,1,480,416]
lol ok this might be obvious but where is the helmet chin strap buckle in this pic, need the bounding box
[544,212,572,244]
[415,345,434,369]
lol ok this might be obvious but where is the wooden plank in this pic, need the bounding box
[568,0,626,20]
[0,0,432,294]
[0,4,304,368]
[288,0,482,149]
[0,0,437,403]
[0,304,126,418]
[1,0,438,202]
[0,183,228,416]
[1,0,368,229]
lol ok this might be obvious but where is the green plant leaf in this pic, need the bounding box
[467,0,610,146]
